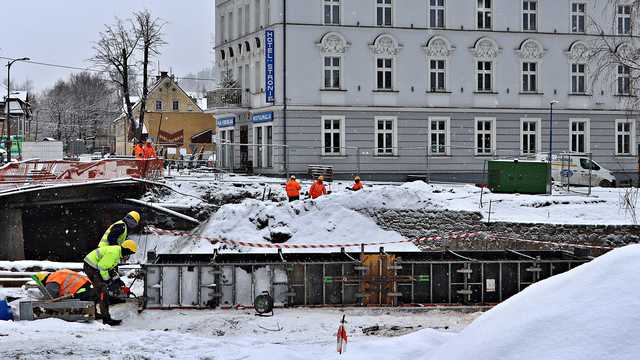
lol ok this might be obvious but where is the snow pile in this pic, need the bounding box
[176,182,450,253]
[424,244,640,360]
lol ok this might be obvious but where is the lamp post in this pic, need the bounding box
[5,57,30,162]
[548,100,559,194]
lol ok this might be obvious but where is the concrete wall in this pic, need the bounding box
[0,209,24,260]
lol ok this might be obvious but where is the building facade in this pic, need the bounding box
[114,72,216,156]
[213,0,640,182]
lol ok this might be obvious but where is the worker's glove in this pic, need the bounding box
[108,279,124,293]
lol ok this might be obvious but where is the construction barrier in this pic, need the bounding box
[143,249,590,309]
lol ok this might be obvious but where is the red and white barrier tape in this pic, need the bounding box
[145,226,481,249]
[145,226,614,250]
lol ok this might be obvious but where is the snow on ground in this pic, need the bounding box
[3,245,640,359]
[152,176,638,254]
[0,307,478,360]
[424,244,640,360]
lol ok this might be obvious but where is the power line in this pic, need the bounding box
[0,56,217,81]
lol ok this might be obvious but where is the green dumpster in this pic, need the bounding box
[488,160,550,194]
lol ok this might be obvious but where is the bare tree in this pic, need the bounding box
[588,1,640,112]
[92,17,141,138]
[134,9,167,140]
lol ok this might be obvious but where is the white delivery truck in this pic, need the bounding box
[536,153,617,187]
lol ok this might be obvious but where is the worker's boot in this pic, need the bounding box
[103,318,122,326]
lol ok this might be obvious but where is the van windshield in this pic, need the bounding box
[580,158,601,171]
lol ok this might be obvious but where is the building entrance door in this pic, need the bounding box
[239,125,249,172]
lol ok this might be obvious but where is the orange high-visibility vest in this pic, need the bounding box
[285,180,301,197]
[46,269,91,296]
[134,145,144,159]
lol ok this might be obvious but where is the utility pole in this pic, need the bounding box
[5,57,30,162]
[548,100,559,195]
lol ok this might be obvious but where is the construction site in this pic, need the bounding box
[0,155,638,359]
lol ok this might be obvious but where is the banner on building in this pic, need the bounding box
[265,29,275,103]
[158,129,184,145]
[251,112,273,124]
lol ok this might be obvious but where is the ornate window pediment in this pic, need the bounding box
[317,32,350,54]
[369,34,403,56]
[423,36,455,58]
[567,41,589,62]
[516,39,545,60]
[470,37,501,59]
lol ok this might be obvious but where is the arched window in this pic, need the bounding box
[516,39,545,93]
[317,32,350,90]
[423,36,454,92]
[470,37,500,92]
[369,34,402,91]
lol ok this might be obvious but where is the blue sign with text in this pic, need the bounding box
[252,112,274,124]
[217,117,235,128]
[265,29,275,103]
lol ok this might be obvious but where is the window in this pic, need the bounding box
[321,116,345,155]
[429,59,446,91]
[254,0,261,30]
[376,58,393,90]
[429,117,450,155]
[255,125,263,168]
[220,15,226,42]
[172,100,179,111]
[253,125,273,168]
[617,5,632,35]
[477,61,493,92]
[265,0,271,25]
[580,158,600,171]
[571,63,587,94]
[155,100,163,111]
[244,5,250,34]
[429,0,445,28]
[228,11,233,39]
[615,119,636,155]
[220,129,235,169]
[477,0,492,30]
[375,116,397,156]
[324,0,340,25]
[323,56,341,89]
[522,62,538,93]
[255,60,261,93]
[475,118,495,155]
[571,2,586,33]
[521,119,540,155]
[237,7,243,37]
[376,0,393,26]
[570,119,589,153]
[522,1,537,31]
[617,65,631,95]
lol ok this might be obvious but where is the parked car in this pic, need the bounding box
[537,154,616,187]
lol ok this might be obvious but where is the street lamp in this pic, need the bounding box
[5,57,30,162]
[548,100,559,194]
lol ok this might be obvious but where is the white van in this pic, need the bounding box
[536,154,617,187]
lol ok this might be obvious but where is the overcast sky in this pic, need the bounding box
[0,0,214,92]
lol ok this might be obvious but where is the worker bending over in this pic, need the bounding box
[35,269,95,301]
[83,240,137,326]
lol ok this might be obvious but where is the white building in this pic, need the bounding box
[212,0,639,183]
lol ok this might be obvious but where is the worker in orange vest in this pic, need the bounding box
[349,176,364,191]
[143,139,157,159]
[133,141,144,159]
[308,175,327,199]
[285,175,302,202]
[35,269,95,301]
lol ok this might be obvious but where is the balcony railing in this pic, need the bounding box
[207,88,245,109]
